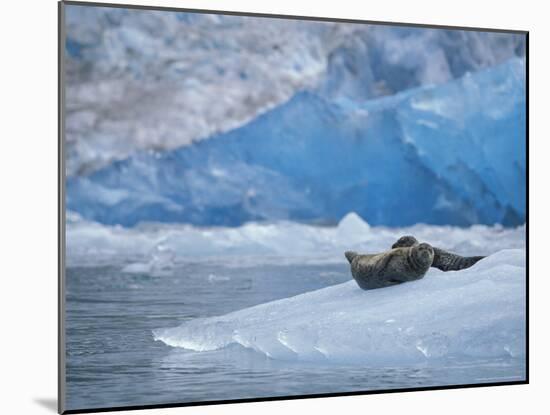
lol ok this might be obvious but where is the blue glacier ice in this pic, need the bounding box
[64,4,525,175]
[67,57,526,228]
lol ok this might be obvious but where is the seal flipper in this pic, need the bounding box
[377,250,397,271]
[345,251,359,264]
[432,247,485,271]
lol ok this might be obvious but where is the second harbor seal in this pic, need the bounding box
[391,235,485,271]
[345,243,434,290]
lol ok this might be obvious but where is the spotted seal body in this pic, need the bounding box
[391,236,485,271]
[345,243,434,290]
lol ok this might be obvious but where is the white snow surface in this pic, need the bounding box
[153,248,525,364]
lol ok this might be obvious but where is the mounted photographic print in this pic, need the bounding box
[58,1,528,413]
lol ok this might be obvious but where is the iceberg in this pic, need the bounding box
[153,249,526,365]
[67,58,526,228]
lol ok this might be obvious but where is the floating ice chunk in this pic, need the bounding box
[66,212,525,266]
[121,262,152,274]
[336,212,370,243]
[153,249,526,364]
[121,243,177,275]
[208,274,231,283]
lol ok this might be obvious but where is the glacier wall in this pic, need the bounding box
[67,58,526,228]
[64,5,525,175]
[153,249,526,364]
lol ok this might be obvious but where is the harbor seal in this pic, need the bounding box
[345,243,434,290]
[391,235,485,271]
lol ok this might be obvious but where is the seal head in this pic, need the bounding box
[409,242,434,272]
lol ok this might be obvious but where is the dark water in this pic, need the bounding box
[65,260,525,411]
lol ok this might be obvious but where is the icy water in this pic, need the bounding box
[65,258,525,411]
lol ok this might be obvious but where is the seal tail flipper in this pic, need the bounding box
[345,251,359,264]
[433,248,485,271]
[459,255,486,269]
